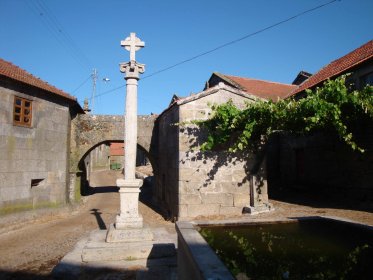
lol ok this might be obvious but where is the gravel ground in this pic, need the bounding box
[0,169,169,279]
[0,168,372,279]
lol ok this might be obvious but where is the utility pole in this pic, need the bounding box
[91,68,98,114]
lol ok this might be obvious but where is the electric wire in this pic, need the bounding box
[90,0,340,101]
[72,75,92,94]
[37,0,92,69]
[26,0,92,71]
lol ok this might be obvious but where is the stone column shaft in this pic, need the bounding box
[114,61,145,230]
[124,78,138,180]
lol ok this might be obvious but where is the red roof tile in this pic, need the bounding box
[288,40,373,97]
[219,73,296,101]
[0,58,77,101]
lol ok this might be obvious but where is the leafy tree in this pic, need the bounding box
[192,75,373,153]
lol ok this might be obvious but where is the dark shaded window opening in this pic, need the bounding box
[31,179,44,188]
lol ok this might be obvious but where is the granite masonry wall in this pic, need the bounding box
[0,79,71,214]
[69,114,156,201]
[267,129,373,207]
[154,105,180,218]
[156,85,268,220]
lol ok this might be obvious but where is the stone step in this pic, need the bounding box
[87,255,177,269]
[82,242,176,262]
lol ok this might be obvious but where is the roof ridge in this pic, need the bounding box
[288,40,373,97]
[0,58,77,102]
[222,73,295,87]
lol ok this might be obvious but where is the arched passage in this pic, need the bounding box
[68,114,158,203]
[77,140,157,197]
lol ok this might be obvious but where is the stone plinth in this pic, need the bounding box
[106,224,153,243]
[53,227,177,279]
[114,178,144,229]
[106,178,154,243]
[94,228,174,262]
[243,174,274,215]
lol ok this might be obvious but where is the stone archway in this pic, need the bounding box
[68,114,157,203]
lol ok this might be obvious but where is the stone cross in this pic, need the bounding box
[121,33,145,61]
[106,33,152,242]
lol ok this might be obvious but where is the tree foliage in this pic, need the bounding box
[193,75,373,153]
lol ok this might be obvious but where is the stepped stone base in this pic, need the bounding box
[243,203,274,215]
[52,227,177,279]
[106,223,153,243]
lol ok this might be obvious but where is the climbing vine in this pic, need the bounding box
[193,75,373,153]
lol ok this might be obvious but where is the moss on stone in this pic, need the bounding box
[0,201,62,216]
[74,175,81,202]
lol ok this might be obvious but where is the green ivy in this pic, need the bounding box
[193,75,373,153]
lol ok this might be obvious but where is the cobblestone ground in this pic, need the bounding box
[0,168,372,279]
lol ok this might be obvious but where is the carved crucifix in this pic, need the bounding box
[121,32,145,61]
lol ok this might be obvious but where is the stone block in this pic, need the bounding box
[217,181,249,194]
[234,193,250,207]
[219,206,244,216]
[198,181,221,193]
[194,109,209,120]
[0,160,10,172]
[232,169,248,182]
[179,168,207,181]
[179,109,195,122]
[106,224,153,243]
[179,193,201,205]
[187,204,220,218]
[179,181,197,194]
[82,241,176,262]
[201,193,233,206]
[178,204,188,217]
[179,141,192,152]
[215,173,233,182]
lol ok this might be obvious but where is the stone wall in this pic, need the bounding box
[69,114,157,201]
[89,143,110,171]
[0,79,71,214]
[156,85,269,220]
[267,129,373,207]
[154,105,180,217]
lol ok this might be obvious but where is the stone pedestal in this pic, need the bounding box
[115,178,143,229]
[106,224,153,243]
[106,178,154,242]
[243,174,274,215]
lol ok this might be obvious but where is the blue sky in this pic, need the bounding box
[1,0,372,115]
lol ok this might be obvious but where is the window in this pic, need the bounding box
[13,96,32,127]
[31,179,44,188]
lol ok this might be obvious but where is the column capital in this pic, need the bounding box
[120,60,145,80]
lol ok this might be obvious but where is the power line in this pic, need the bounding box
[72,75,91,93]
[141,0,340,80]
[26,0,92,71]
[37,0,92,68]
[91,0,340,100]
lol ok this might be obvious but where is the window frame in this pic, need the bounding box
[13,96,33,127]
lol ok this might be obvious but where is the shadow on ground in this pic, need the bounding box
[270,186,373,213]
[0,266,138,280]
[85,185,119,195]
